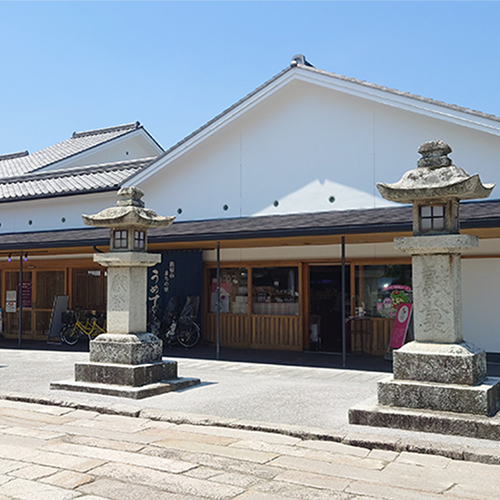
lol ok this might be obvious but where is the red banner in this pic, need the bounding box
[389,303,412,349]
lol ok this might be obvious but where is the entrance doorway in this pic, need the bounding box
[309,265,349,353]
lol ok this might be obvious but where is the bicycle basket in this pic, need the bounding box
[61,310,75,325]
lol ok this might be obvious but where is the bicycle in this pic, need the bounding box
[149,296,201,348]
[60,309,106,345]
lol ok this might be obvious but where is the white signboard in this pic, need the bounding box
[6,290,16,313]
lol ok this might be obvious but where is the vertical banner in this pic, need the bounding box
[147,250,203,325]
[389,303,413,349]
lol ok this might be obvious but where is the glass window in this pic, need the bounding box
[355,265,412,318]
[209,268,248,314]
[420,204,445,232]
[113,229,128,249]
[134,230,145,250]
[252,267,299,315]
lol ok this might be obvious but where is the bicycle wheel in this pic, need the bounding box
[177,320,201,348]
[60,325,81,346]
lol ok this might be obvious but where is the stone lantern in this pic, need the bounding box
[51,187,199,398]
[350,141,500,437]
[81,187,175,335]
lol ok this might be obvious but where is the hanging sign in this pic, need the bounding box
[389,303,413,349]
[6,290,16,313]
[17,282,32,308]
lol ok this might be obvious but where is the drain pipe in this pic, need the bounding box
[216,242,221,360]
[18,251,23,349]
[341,236,346,367]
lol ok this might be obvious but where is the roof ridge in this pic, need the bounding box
[297,64,500,124]
[72,121,141,139]
[2,156,156,184]
[0,151,29,162]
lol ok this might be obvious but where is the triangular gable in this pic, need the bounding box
[126,59,500,188]
[0,122,163,179]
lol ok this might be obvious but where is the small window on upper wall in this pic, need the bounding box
[420,204,445,232]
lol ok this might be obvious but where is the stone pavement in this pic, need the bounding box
[1,397,500,500]
[1,345,500,498]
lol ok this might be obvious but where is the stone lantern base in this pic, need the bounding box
[51,333,200,399]
[349,341,500,439]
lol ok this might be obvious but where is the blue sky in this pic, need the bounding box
[1,2,499,155]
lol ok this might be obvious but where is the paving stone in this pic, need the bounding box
[0,425,65,440]
[146,438,278,463]
[346,480,461,500]
[0,441,42,461]
[40,470,95,489]
[62,409,102,420]
[0,457,27,474]
[89,462,244,499]
[395,450,452,469]
[78,477,199,500]
[250,479,351,500]
[273,469,351,491]
[77,496,112,500]
[0,477,81,500]
[42,441,196,473]
[297,439,370,457]
[269,455,454,493]
[367,449,400,462]
[151,428,238,446]
[0,407,74,426]
[445,457,500,481]
[176,423,301,445]
[140,446,283,479]
[0,474,13,485]
[0,400,71,416]
[42,422,158,444]
[208,470,262,488]
[230,439,386,470]
[25,450,106,472]
[379,462,458,493]
[60,433,146,453]
[403,439,465,461]
[182,466,222,479]
[232,492,297,500]
[445,482,500,499]
[67,414,150,433]
[8,463,59,480]
[342,432,400,452]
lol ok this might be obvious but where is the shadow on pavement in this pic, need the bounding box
[2,337,500,376]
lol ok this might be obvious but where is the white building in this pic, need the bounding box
[1,56,500,354]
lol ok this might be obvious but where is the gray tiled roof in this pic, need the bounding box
[0,157,155,202]
[0,122,142,179]
[300,65,500,125]
[1,199,498,251]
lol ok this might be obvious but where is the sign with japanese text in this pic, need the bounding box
[389,303,413,349]
[17,282,32,308]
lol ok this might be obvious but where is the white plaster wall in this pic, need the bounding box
[138,79,500,222]
[202,241,403,263]
[0,192,117,233]
[41,134,160,172]
[462,258,500,353]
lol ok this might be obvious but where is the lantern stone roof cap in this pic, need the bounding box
[377,140,495,204]
[82,186,175,229]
